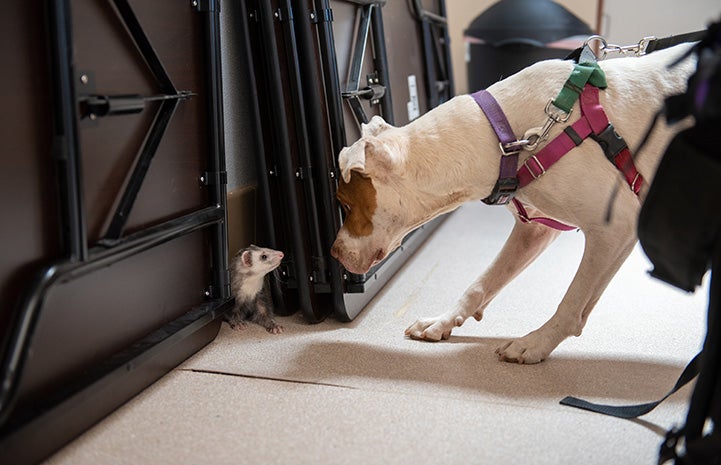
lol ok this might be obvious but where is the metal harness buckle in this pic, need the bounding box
[499,140,525,156]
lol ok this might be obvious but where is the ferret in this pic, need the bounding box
[226,245,284,334]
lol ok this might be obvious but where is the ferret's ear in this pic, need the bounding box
[361,115,391,137]
[241,250,253,267]
[338,136,397,184]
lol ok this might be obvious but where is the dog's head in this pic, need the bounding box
[330,116,438,274]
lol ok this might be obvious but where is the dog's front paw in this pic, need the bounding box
[495,332,555,364]
[405,315,463,341]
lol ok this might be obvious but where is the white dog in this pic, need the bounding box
[330,44,695,363]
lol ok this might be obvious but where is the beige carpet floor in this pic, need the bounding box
[45,202,709,465]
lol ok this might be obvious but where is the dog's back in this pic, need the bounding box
[488,44,696,190]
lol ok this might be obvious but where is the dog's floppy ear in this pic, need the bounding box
[338,136,396,183]
[361,115,392,137]
[338,139,368,183]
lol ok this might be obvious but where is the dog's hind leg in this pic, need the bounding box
[495,224,637,364]
[405,217,561,342]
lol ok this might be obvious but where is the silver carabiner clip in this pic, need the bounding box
[583,35,609,59]
[636,36,657,56]
[522,101,572,151]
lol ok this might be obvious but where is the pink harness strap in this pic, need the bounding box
[517,85,643,194]
[472,85,643,232]
[511,198,577,231]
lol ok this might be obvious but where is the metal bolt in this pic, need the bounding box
[310,12,315,20]
[192,0,198,6]
[199,175,206,184]
[80,74,89,85]
[89,113,97,121]
[329,171,335,178]
[309,275,314,282]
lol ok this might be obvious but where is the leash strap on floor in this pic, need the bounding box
[560,352,702,419]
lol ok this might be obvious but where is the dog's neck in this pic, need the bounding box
[389,95,509,216]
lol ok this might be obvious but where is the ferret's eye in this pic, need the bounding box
[261,254,268,261]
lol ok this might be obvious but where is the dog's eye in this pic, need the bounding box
[341,203,351,213]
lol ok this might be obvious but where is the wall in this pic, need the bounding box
[447,0,719,94]
[601,0,718,44]
[447,0,598,94]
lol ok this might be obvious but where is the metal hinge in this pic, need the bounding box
[200,170,228,186]
[191,0,219,13]
[318,8,333,22]
[310,256,328,285]
[274,5,293,22]
[309,8,333,24]
[295,166,306,180]
[204,269,230,300]
[342,72,385,105]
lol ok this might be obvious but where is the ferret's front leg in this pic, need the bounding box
[405,217,561,341]
[226,308,249,330]
[251,302,284,334]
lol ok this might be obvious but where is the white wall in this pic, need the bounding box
[601,0,719,44]
[447,0,720,94]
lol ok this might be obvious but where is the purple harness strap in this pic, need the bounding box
[472,90,520,205]
[472,90,576,231]
[472,90,517,147]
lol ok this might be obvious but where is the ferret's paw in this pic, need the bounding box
[267,324,284,335]
[229,321,249,331]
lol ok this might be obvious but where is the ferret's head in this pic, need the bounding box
[234,245,284,276]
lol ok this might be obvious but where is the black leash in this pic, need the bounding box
[644,30,708,54]
[560,352,702,419]
[565,30,707,62]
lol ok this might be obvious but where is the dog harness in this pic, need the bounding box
[474,45,644,231]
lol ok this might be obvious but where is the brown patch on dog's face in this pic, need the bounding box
[336,171,376,237]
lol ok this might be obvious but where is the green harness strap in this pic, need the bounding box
[552,47,607,114]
